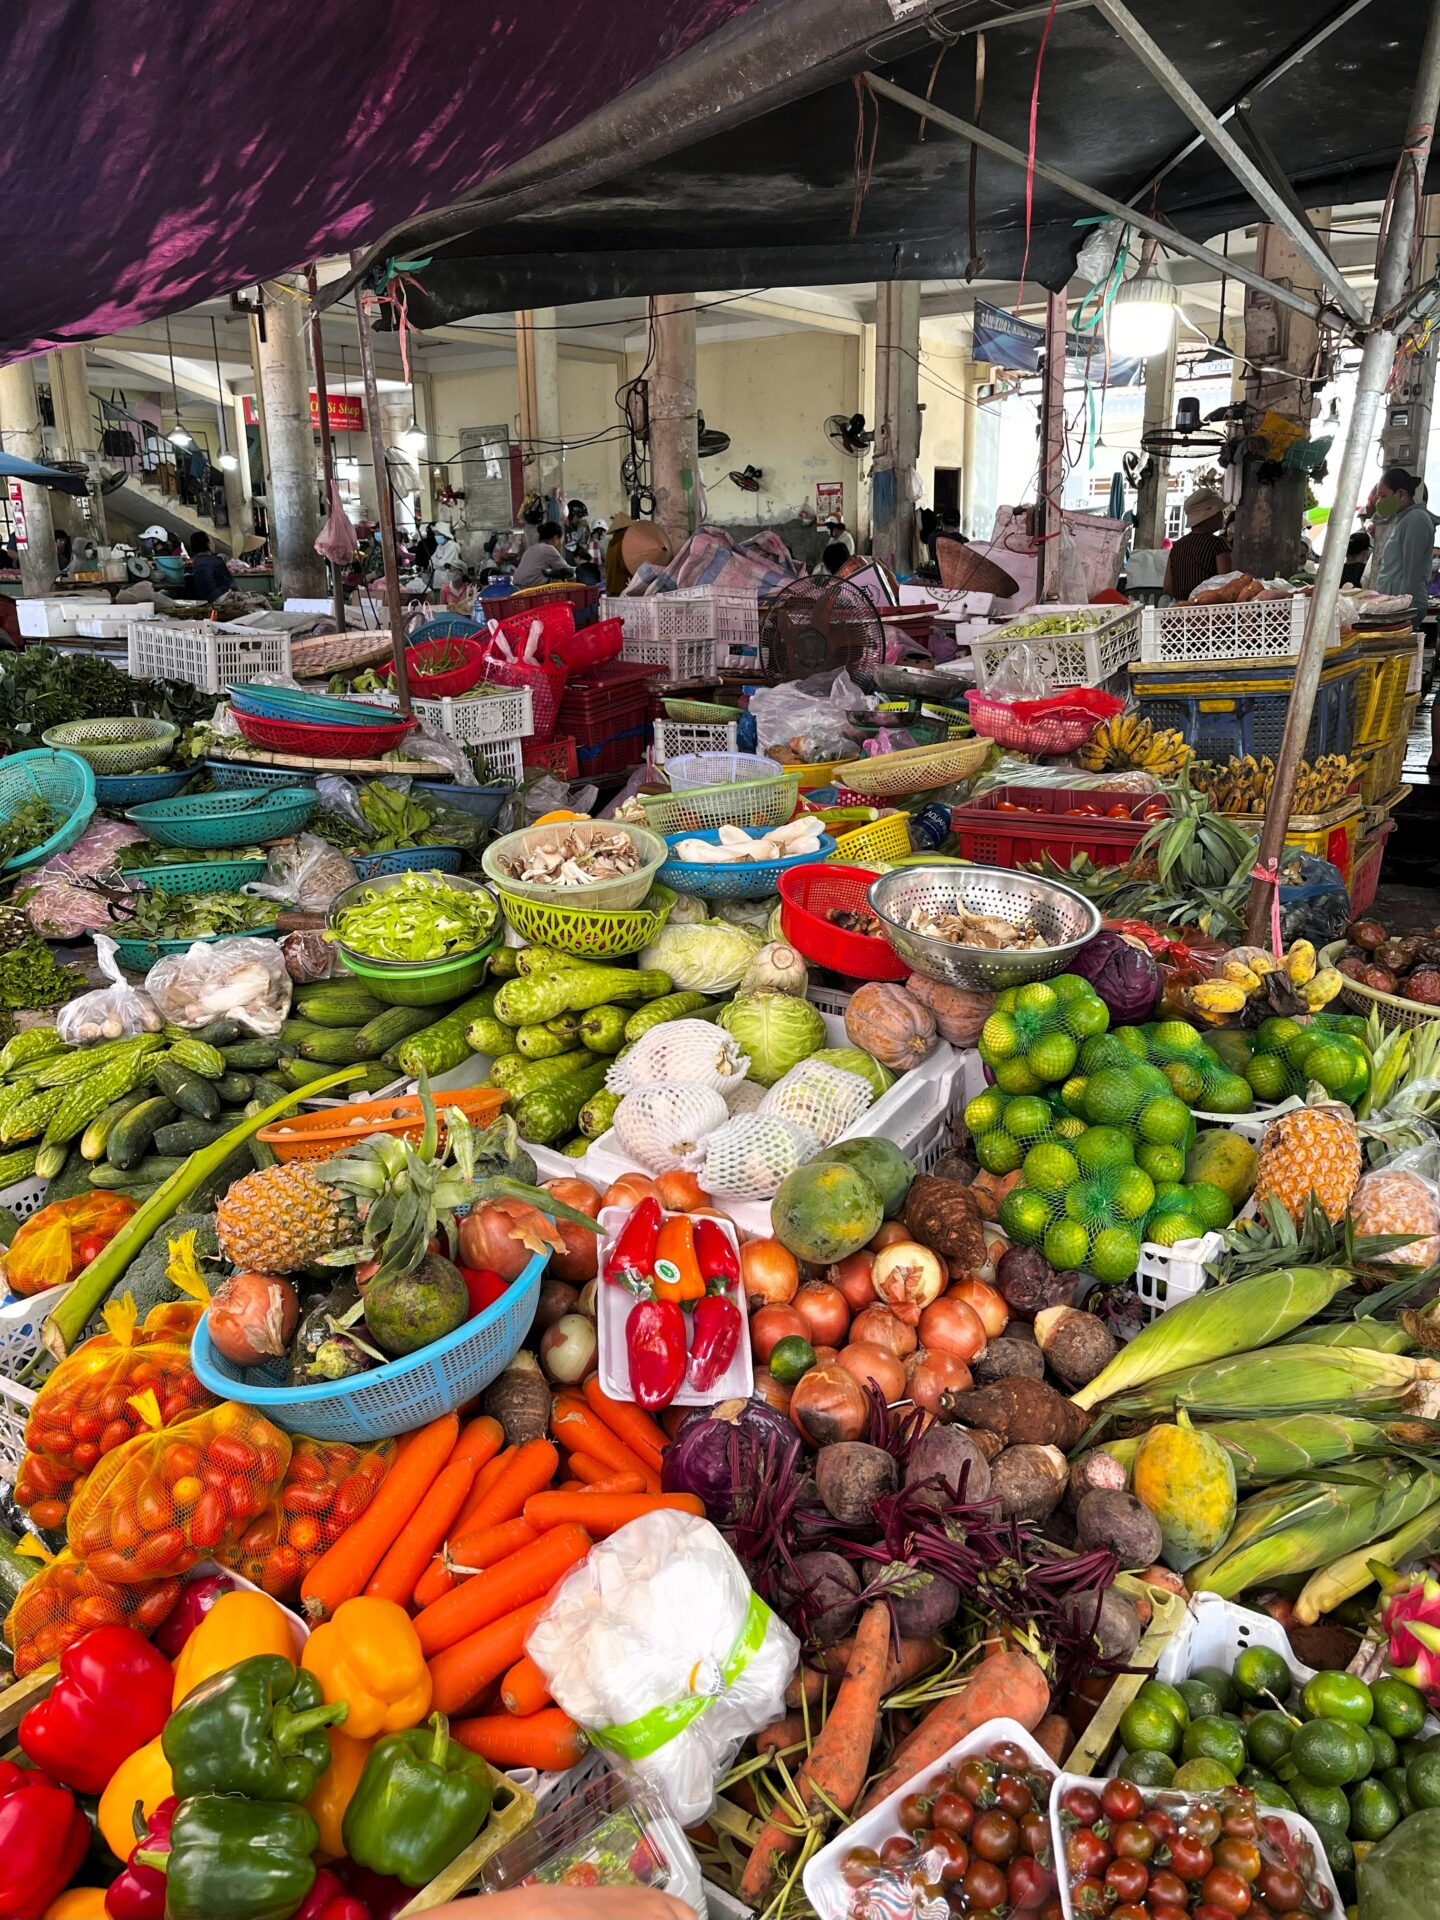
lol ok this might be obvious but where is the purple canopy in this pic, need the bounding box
[0,0,759,364]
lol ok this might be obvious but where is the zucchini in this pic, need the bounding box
[389,991,500,1080]
[154,1118,231,1157]
[623,992,713,1043]
[495,967,671,1027]
[490,1050,589,1099]
[220,1039,284,1071]
[108,1096,177,1171]
[514,947,589,976]
[153,1057,221,1121]
[215,1072,254,1106]
[281,1016,327,1047]
[354,1004,432,1060]
[579,1005,628,1055]
[515,1060,611,1145]
[90,1155,187,1189]
[292,983,388,1027]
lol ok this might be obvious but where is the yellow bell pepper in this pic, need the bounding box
[97,1733,173,1860]
[301,1596,432,1739]
[305,1727,374,1858]
[43,1892,112,1919]
[171,1588,300,1707]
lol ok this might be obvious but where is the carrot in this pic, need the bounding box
[450,1437,559,1550]
[412,1559,456,1610]
[857,1649,1050,1813]
[1035,1713,1072,1765]
[414,1449,520,1605]
[452,1706,587,1772]
[549,1395,660,1491]
[786,1636,945,1709]
[521,1490,702,1536]
[581,1378,667,1472]
[558,1479,584,1491]
[300,1412,458,1622]
[452,1414,505,1472]
[500,1653,552,1717]
[566,1452,616,1485]
[364,1454,479,1606]
[573,1471,647,1496]
[426,1598,548,1716]
[755,1711,809,1754]
[740,1602,892,1908]
[456,1446,514,1527]
[446,1516,538,1574]
[415,1522,592,1656]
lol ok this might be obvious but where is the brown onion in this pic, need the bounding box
[869,1218,911,1252]
[918,1295,988,1362]
[542,1178,602,1284]
[535,1276,581,1331]
[750,1305,808,1363]
[789,1361,868,1448]
[458,1200,564,1281]
[793,1281,850,1350]
[539,1313,598,1384]
[836,1340,906,1402]
[602,1173,659,1211]
[741,1238,799,1310]
[751,1366,793,1414]
[207,1271,298,1365]
[946,1277,1008,1340]
[829,1251,877,1313]
[811,1344,840,1368]
[906,1346,973,1413]
[848,1304,917,1357]
[655,1169,712,1212]
[873,1240,947,1325]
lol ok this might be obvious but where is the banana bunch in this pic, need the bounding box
[1187,940,1344,1022]
[1191,754,1361,816]
[1079,711,1191,775]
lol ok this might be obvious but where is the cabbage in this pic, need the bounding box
[667,891,710,926]
[638,918,764,993]
[767,901,784,942]
[718,991,826,1087]
[811,1045,896,1100]
[1067,930,1162,1024]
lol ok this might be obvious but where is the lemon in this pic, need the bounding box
[980,1010,1020,1061]
[1023,1141,1080,1193]
[1080,1034,1135,1073]
[1137,1680,1191,1728]
[1074,1126,1134,1174]
[1049,973,1090,1004]
[975,1130,1023,1175]
[1110,1166,1157,1221]
[1164,1059,1205,1104]
[1089,1225,1141,1282]
[1293,1717,1363,1788]
[1247,1709,1296,1769]
[1204,1073,1256,1114]
[964,1088,1006,1134]
[1003,1093,1053,1140]
[1138,1093,1193,1146]
[993,1057,1042,1094]
[1116,1025,1151,1058]
[1028,1030,1078,1083]
[1054,1114,1087,1142]
[1173,1756,1237,1790]
[1060,1073,1090,1114]
[1136,1141,1186,1183]
[999,1187,1051,1245]
[1306,1042,1357,1097]
[1257,1016,1305,1053]
[1044,1216,1091,1270]
[1153,1018,1207,1052]
[1303,1672,1374,1727]
[1062,993,1110,1040]
[1245,1053,1289,1102]
[1119,1749,1177,1787]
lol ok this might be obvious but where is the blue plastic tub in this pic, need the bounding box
[656,826,836,900]
[94,766,196,807]
[205,760,318,793]
[190,1253,544,1440]
[350,846,465,880]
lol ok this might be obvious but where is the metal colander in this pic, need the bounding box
[867,864,1100,990]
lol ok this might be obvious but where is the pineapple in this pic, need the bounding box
[1254,1101,1362,1226]
[1350,1169,1440,1269]
[215,1162,349,1274]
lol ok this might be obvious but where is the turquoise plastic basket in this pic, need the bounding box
[205,760,318,793]
[126,786,316,849]
[656,827,836,900]
[350,846,465,881]
[110,923,281,971]
[94,767,196,807]
[0,750,96,875]
[189,1253,544,1439]
[121,859,269,895]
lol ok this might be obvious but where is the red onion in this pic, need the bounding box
[207,1272,298,1365]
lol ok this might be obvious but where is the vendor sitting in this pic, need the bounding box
[1162,488,1230,601]
[187,532,233,603]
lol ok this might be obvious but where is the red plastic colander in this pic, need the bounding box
[231,709,416,758]
[778,862,911,982]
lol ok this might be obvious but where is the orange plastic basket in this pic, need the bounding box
[257,1089,508,1162]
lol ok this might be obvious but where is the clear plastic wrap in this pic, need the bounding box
[278,929,337,983]
[57,935,164,1043]
[527,1510,799,1825]
[1350,1129,1440,1268]
[606,1020,750,1099]
[612,1084,728,1172]
[246,834,357,913]
[700,1113,820,1198]
[760,1060,873,1144]
[971,755,1164,796]
[145,937,292,1035]
[748,670,869,760]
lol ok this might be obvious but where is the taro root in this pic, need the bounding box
[903,1176,987,1267]
[1348,918,1387,952]
[1064,1450,1129,1512]
[1034,1306,1118,1389]
[939,1376,1089,1451]
[972,1336,1046,1386]
[1061,1586,1143,1661]
[1074,1489,1164,1569]
[905,1424,991,1506]
[989,1443,1069,1522]
[815,1442,899,1524]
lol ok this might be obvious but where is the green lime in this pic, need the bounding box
[1074,1125,1135,1174]
[979,1011,1019,1060]
[1153,1018,1207,1052]
[1203,1073,1256,1115]
[1137,1679,1191,1729]
[1178,1675,1225,1722]
[767,1336,816,1385]
[1293,1717,1365,1787]
[1084,1067,1146,1126]
[1138,1093,1193,1145]
[1349,1776,1402,1841]
[975,1130,1023,1175]
[1348,1726,1376,1779]
[992,1056,1043,1094]
[1303,1671,1374,1727]
[1060,1074,1090,1114]
[1245,1053,1289,1103]
[1022,1141,1080,1193]
[994,987,1017,1012]
[999,1187,1051,1245]
[1256,1016,1306,1054]
[1304,1042,1356,1096]
[1116,1026,1152,1059]
[964,1087,1006,1134]
[1246,1709,1296,1770]
[1054,1114,1087,1142]
[1313,1821,1354,1876]
[1147,1211,1205,1247]
[1118,1748,1176,1787]
[1088,1226,1141,1283]
[1173,1756,1237,1790]
[1028,1030,1078,1083]
[1368,1726,1399,1774]
[1291,1777,1351,1832]
[1164,1059,1206,1104]
[1407,1749,1440,1808]
[1373,1676,1427,1740]
[1250,1779,1298,1811]
[1120,1697,1184,1756]
[1015,981,1059,1019]
[1136,1141,1186,1183]
[1234,1646,1293,1705]
[1080,1034,1135,1073]
[1187,1180,1235,1229]
[1183,1714,1247,1775]
[1283,1027,1321,1071]
[1003,1093,1054,1140]
[1191,1664,1236,1712]
[1110,1165,1158,1221]
[1044,1217,1091,1271]
[1382,1765,1416,1818]
[1062,993,1110,1040]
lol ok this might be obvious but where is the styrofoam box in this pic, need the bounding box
[804,1719,1052,1920]
[74,611,135,637]
[17,598,98,637]
[594,1205,752,1407]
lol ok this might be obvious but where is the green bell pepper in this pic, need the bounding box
[162,1654,348,1803]
[134,1794,318,1920]
[341,1710,493,1888]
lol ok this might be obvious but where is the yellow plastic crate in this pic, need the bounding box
[1356,697,1417,804]
[1353,648,1411,749]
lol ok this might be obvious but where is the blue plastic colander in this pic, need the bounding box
[656,827,836,900]
[350,846,465,880]
[0,750,96,874]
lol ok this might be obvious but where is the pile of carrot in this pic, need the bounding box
[296,1383,704,1775]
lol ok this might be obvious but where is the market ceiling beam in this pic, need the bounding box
[863,72,1326,322]
[1228,107,1336,263]
[1089,0,1367,325]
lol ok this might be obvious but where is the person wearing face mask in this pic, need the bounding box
[1373,465,1436,622]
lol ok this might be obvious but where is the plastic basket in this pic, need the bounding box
[389,632,488,699]
[126,786,317,849]
[0,1374,37,1481]
[521,737,578,781]
[473,736,525,786]
[1130,656,1360,762]
[827,812,913,865]
[93,766,195,806]
[832,738,988,797]
[549,616,624,674]
[496,884,677,959]
[338,940,496,1008]
[638,773,799,836]
[656,827,836,901]
[482,820,667,910]
[111,922,282,970]
[128,619,293,693]
[190,1253,544,1440]
[970,603,1141,692]
[778,862,912,980]
[1321,937,1440,1030]
[122,857,268,894]
[1139,594,1342,663]
[1349,818,1395,917]
[604,591,715,646]
[203,758,318,792]
[411,780,511,823]
[228,684,399,725]
[506,580,600,614]
[371,683,534,744]
[952,784,1160,868]
[408,614,484,644]
[665,752,777,793]
[232,707,416,759]
[1268,800,1361,883]
[41,717,179,775]
[1356,712,1413,804]
[257,1088,508,1162]
[0,749,97,875]
[966,687,1125,755]
[652,719,739,764]
[1353,646,1411,748]
[350,846,465,880]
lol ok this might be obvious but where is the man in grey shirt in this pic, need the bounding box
[1375,465,1436,622]
[511,521,574,591]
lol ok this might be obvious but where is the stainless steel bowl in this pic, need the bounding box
[867,864,1101,990]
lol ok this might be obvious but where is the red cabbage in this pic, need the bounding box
[1067,930,1162,1024]
[661,1396,798,1525]
[151,1571,240,1657]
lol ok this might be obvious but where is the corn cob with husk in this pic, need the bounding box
[1071,1266,1350,1411]
[1283,1317,1414,1354]
[1294,1498,1440,1625]
[1105,1345,1440,1421]
[1106,1412,1440,1485]
[1188,1462,1440,1598]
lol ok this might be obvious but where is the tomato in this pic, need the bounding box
[1008,1854,1054,1910]
[1222,1808,1260,1843]
[878,1835,913,1869]
[1105,1857,1150,1902]
[1170,1835,1214,1879]
[1113,1819,1155,1862]
[994,799,1022,811]
[1201,1866,1254,1915]
[1106,803,1131,818]
[920,1830,968,1880]
[1101,1779,1144,1824]
[1066,1828,1112,1879]
[933,1790,974,1836]
[971,1809,1019,1863]
[1215,1837,1262,1882]
[1187,1805,1223,1847]
[899,1793,931,1833]
[1150,1868,1189,1905]
[1021,1812,1050,1857]
[988,1741,1032,1770]
[1062,1787,1103,1825]
[1068,1876,1108,1917]
[963,1859,1010,1909]
[839,1847,880,1888]
[1138,797,1169,820]
[955,1757,996,1804]
[1257,1864,1305,1910]
[1112,1908,1153,1920]
[1071,800,1103,815]
[1144,1807,1177,1843]
[995,1772,1034,1819]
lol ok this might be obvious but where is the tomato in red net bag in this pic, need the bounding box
[230,1435,396,1600]
[4,1549,183,1677]
[67,1401,292,1584]
[0,1192,138,1299]
[15,1296,216,1531]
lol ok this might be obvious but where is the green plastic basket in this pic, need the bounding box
[662,698,742,723]
[110,924,281,971]
[638,772,799,835]
[0,749,97,875]
[496,884,676,959]
[126,786,316,849]
[42,717,179,775]
[338,936,499,1007]
[122,859,269,895]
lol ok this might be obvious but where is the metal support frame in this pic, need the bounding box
[350,258,411,714]
[1246,0,1440,940]
[305,264,348,638]
[1093,0,1365,323]
[1037,292,1067,599]
[864,73,1324,321]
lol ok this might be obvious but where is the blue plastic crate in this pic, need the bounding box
[411,780,509,825]
[1133,666,1358,763]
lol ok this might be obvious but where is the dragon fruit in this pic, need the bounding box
[1380,1567,1440,1702]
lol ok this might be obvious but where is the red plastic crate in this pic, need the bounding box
[950,784,1166,869]
[573,706,650,777]
[1348,818,1395,916]
[523,735,579,780]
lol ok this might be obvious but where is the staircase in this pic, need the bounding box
[93,398,242,555]
[102,474,239,554]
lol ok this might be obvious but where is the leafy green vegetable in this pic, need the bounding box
[0,940,85,1010]
[0,647,220,751]
[115,888,277,939]
[717,991,826,1086]
[0,799,59,865]
[113,843,265,870]
[638,918,764,994]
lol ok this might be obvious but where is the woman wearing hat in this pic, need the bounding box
[1162,487,1230,601]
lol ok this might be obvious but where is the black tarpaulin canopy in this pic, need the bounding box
[0,454,86,496]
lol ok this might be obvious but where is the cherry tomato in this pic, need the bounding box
[988,1740,1031,1770]
[1257,1864,1305,1910]
[1215,1837,1262,1882]
[1105,1857,1150,1902]
[994,799,1021,811]
[1170,1835,1214,1880]
[878,1835,913,1869]
[1021,1811,1051,1857]
[1071,800,1103,815]
[995,1772,1034,1819]
[1068,1876,1108,1918]
[933,1790,974,1836]
[1101,1779,1144,1824]
[1150,1867,1190,1905]
[1144,1807,1177,1843]
[1113,1908,1153,1920]
[1037,1900,1065,1920]
[1187,1805,1223,1847]
[1007,1854,1054,1911]
[1113,1819,1155,1863]
[839,1847,880,1889]
[1062,1787,1103,1825]
[971,1809,1020,1863]
[1201,1865,1254,1915]
[920,1830,968,1881]
[1222,1807,1261,1843]
[1066,1828,1112,1879]
[963,1859,1009,1909]
[1106,803,1131,818]
[955,1757,995,1805]
[898,1792,931,1833]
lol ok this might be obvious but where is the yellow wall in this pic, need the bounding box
[694,330,861,526]
[426,355,626,516]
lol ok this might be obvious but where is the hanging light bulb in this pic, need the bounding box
[1110,275,1178,357]
[167,426,193,449]
[217,452,239,471]
[401,418,426,453]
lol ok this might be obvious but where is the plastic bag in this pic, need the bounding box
[315,774,368,834]
[315,481,358,567]
[528,1510,799,1825]
[146,936,292,1036]
[5,1549,183,1676]
[0,1191,138,1300]
[247,834,357,913]
[279,929,337,983]
[748,670,870,759]
[57,934,165,1043]
[24,820,148,939]
[1276,852,1349,948]
[971,755,1163,796]
[985,643,1050,701]
[231,1433,396,1599]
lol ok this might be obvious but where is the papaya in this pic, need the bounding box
[771,1160,884,1265]
[1130,1410,1237,1572]
[1183,1128,1258,1207]
[813,1136,914,1217]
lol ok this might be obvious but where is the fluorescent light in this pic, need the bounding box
[1110,277,1178,357]
[218,452,239,472]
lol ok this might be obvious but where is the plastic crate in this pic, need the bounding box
[652,718,739,764]
[470,735,525,786]
[1350,817,1395,916]
[1139,594,1342,663]
[522,736,578,781]
[18,598,97,637]
[128,620,293,693]
[951,784,1158,868]
[1131,657,1359,762]
[670,586,761,666]
[1356,704,1415,804]
[1273,800,1361,883]
[574,718,650,777]
[970,603,1141,692]
[1353,646,1412,748]
[558,660,658,719]
[371,683,533,744]
[603,594,717,679]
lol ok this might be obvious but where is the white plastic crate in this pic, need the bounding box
[604,593,718,679]
[372,683,533,744]
[0,1374,35,1483]
[73,609,137,638]
[971,603,1141,692]
[653,718,738,764]
[471,735,525,785]
[128,619,293,692]
[671,586,762,667]
[1140,595,1343,664]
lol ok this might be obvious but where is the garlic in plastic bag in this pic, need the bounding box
[606,1019,749,1099]
[613,1083,728,1172]
[700,1113,820,1198]
[760,1060,873,1145]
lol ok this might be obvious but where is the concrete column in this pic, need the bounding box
[856,320,876,546]
[0,355,57,597]
[516,309,563,506]
[649,294,699,554]
[873,281,921,571]
[255,280,324,593]
[48,346,107,541]
[217,402,248,549]
[246,316,272,519]
[1380,195,1440,482]
[1133,338,1177,551]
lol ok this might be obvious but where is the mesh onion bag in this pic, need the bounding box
[700,1114,821,1198]
[606,1020,750,1099]
[759,1061,872,1145]
[230,1434,396,1601]
[613,1083,728,1172]
[1239,1016,1369,1107]
[976,975,1110,1094]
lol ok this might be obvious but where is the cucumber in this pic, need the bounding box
[292,983,388,1027]
[488,946,522,979]
[354,1004,432,1061]
[247,1076,290,1108]
[108,1096,177,1171]
[215,1073,253,1106]
[279,1055,336,1089]
[297,1027,366,1066]
[81,1091,153,1160]
[220,1039,284,1071]
[154,1117,231,1157]
[281,1016,327,1047]
[0,1529,31,1610]
[165,1018,243,1048]
[153,1057,221,1121]
[90,1155,187,1189]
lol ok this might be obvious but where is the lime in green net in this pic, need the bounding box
[1241,1016,1369,1106]
[976,975,1110,1094]
[1131,1019,1256,1115]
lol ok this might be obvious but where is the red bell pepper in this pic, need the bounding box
[692,1215,740,1292]
[337,1864,408,1920]
[0,1758,89,1920]
[293,1867,372,1920]
[105,1795,176,1920]
[459,1266,510,1316]
[624,1297,687,1410]
[687,1294,743,1392]
[604,1197,661,1291]
[19,1624,173,1795]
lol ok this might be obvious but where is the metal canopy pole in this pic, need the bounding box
[863,73,1323,321]
[305,264,348,639]
[1246,0,1440,941]
[1037,293,1067,600]
[349,256,412,715]
[1093,0,1366,322]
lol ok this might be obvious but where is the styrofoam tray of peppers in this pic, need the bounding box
[595,1204,752,1410]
